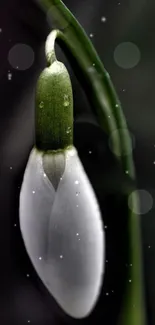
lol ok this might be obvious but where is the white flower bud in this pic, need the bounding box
[19,145,105,318]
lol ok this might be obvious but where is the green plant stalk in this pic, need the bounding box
[34,1,147,324]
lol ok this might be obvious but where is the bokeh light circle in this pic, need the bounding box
[128,190,153,215]
[114,42,141,69]
[8,43,34,70]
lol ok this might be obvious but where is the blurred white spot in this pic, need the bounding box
[0,28,2,33]
[106,292,109,296]
[60,255,63,259]
[10,166,13,169]
[32,190,35,194]
[114,42,141,69]
[89,150,92,154]
[128,189,153,215]
[26,274,30,277]
[101,16,106,22]
[39,256,42,260]
[76,233,79,236]
[90,33,94,38]
[75,180,79,185]
[8,72,12,80]
[8,43,35,70]
[43,173,46,177]
[129,279,132,283]
[14,223,17,227]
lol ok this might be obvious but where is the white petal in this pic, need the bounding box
[19,146,105,319]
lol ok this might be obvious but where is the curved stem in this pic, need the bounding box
[35,1,147,324]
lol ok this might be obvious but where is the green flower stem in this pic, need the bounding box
[35,1,147,324]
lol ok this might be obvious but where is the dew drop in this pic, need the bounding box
[39,101,44,109]
[64,94,69,107]
[66,126,71,134]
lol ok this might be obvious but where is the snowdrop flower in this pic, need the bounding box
[19,30,105,319]
[20,145,104,318]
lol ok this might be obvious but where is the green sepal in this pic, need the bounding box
[35,60,73,151]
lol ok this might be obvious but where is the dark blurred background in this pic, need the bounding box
[0,0,155,324]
